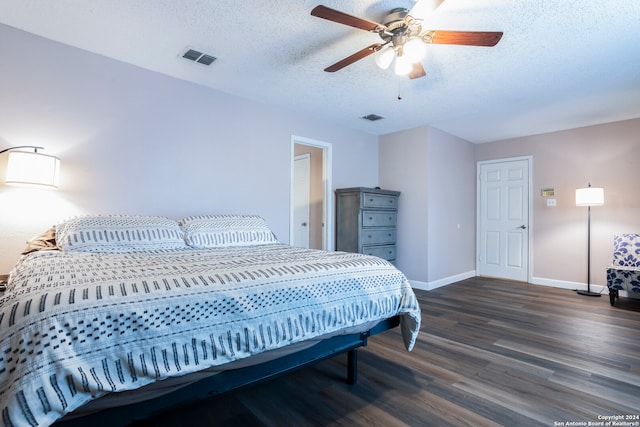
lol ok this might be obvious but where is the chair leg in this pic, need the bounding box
[608,288,618,306]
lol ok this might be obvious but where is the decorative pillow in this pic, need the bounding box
[56,215,186,253]
[612,234,640,267]
[22,226,59,254]
[179,215,279,248]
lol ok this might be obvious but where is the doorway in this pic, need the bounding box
[477,156,532,282]
[290,136,333,250]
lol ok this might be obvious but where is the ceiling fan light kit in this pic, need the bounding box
[310,4,502,79]
[394,53,414,76]
[403,38,427,63]
[375,47,395,70]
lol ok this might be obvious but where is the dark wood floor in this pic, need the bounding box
[133,277,640,427]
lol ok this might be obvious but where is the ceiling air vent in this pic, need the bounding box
[181,48,217,66]
[361,114,384,121]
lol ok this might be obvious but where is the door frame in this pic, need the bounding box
[290,135,333,251]
[293,153,311,248]
[476,155,533,282]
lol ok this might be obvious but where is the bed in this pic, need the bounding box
[0,214,421,427]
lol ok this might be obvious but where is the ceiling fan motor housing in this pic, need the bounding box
[380,8,418,47]
[382,8,409,30]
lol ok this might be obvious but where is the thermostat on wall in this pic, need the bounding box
[541,188,555,197]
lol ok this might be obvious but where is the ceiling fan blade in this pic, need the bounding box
[324,44,383,72]
[424,30,503,47]
[408,63,427,80]
[311,5,385,33]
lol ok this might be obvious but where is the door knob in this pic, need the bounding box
[301,222,307,227]
[519,225,527,229]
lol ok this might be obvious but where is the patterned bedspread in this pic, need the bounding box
[0,244,420,427]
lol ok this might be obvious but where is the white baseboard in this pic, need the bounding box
[410,273,611,296]
[409,270,476,291]
[410,273,611,295]
[530,276,608,295]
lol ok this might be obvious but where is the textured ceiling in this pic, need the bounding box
[1,0,639,143]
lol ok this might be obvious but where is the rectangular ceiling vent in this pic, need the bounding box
[181,48,217,66]
[361,114,384,121]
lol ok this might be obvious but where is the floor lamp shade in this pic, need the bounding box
[5,150,61,188]
[576,184,604,297]
[576,186,604,206]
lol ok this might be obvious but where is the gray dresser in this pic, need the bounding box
[335,187,400,263]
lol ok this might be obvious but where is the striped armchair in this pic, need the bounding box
[606,234,640,306]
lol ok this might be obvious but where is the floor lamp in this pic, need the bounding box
[575,183,604,297]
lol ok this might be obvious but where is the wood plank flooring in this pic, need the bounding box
[133,277,640,427]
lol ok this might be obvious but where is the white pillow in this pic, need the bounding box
[56,215,186,253]
[179,215,279,248]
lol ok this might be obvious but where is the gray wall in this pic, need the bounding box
[0,24,379,272]
[379,117,640,289]
[379,126,476,286]
[475,118,640,288]
[379,127,430,283]
[2,23,638,290]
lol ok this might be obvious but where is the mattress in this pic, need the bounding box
[1,243,421,427]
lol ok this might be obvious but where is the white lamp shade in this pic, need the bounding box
[375,47,395,70]
[403,38,427,63]
[394,54,413,76]
[575,186,604,206]
[5,151,61,187]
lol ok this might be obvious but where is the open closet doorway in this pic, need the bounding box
[290,136,333,250]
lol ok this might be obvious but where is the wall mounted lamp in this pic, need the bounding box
[0,146,61,188]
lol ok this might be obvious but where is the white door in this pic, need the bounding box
[477,158,531,282]
[293,154,310,248]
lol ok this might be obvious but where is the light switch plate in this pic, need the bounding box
[546,198,557,207]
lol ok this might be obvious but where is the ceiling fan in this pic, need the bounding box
[311,4,503,79]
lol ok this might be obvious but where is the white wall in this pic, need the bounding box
[0,24,379,273]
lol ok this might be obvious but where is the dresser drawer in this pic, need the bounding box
[362,193,398,209]
[362,245,396,260]
[361,228,396,245]
[362,211,397,227]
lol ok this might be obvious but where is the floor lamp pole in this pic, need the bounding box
[578,204,600,297]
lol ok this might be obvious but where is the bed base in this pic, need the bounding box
[55,316,400,427]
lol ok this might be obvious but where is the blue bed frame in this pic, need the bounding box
[55,316,400,426]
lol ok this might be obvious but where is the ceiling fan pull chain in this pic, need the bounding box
[397,78,403,100]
